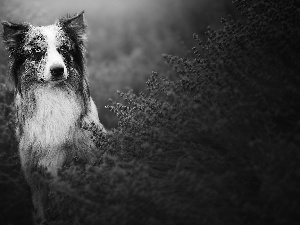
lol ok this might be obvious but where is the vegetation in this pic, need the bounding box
[1,0,300,224]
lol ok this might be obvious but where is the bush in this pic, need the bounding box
[48,0,300,225]
[0,84,33,225]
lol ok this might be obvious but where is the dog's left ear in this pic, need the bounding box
[59,11,87,44]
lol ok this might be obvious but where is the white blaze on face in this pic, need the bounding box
[40,25,68,81]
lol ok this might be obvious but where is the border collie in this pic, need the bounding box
[2,11,105,224]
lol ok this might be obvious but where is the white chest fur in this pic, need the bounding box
[18,87,82,176]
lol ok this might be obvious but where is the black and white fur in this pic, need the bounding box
[2,11,105,224]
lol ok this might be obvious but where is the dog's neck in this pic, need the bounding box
[17,86,83,151]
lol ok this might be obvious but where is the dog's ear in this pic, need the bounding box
[59,11,87,44]
[1,21,29,54]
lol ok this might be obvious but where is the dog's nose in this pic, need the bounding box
[50,66,64,78]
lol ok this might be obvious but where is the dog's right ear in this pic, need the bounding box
[58,11,87,45]
[1,21,29,54]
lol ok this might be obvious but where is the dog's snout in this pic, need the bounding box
[50,65,64,78]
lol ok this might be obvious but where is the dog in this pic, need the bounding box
[2,11,105,224]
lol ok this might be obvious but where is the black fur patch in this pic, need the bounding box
[58,11,87,76]
[2,21,30,92]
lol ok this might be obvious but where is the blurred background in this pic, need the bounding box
[0,0,239,128]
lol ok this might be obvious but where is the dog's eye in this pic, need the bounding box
[25,45,44,59]
[25,45,43,54]
[33,46,42,53]
[58,45,70,54]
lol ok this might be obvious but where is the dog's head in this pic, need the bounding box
[2,11,88,93]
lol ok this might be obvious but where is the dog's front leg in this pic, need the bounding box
[21,151,49,225]
[25,167,49,225]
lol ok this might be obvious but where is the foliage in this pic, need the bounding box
[0,84,33,224]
